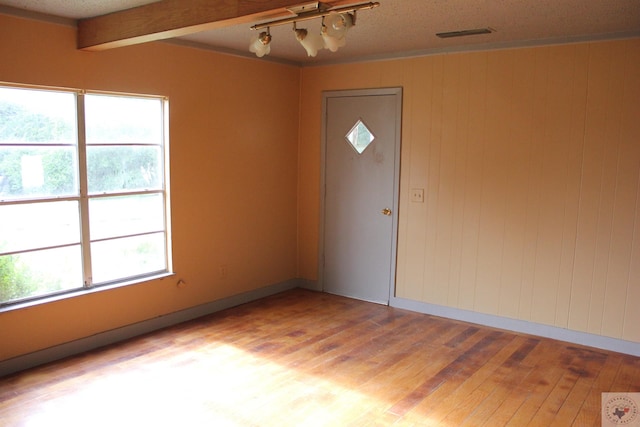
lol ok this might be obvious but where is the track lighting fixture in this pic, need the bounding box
[249,1,379,58]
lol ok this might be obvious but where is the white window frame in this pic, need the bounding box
[0,83,172,308]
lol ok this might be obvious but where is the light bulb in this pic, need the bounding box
[323,12,353,37]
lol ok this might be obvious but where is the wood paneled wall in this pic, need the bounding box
[299,39,640,343]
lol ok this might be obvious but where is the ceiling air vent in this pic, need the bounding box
[436,28,494,38]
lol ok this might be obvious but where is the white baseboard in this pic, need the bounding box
[0,279,299,378]
[391,296,640,357]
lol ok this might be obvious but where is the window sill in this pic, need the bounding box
[0,272,175,314]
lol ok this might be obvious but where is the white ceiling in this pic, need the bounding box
[1,0,639,66]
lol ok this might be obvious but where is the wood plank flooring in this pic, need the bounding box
[1,289,639,426]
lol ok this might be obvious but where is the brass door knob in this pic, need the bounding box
[381,208,392,216]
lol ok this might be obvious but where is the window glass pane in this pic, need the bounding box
[91,233,166,284]
[90,194,165,240]
[85,95,163,145]
[346,119,375,154]
[0,201,80,254]
[0,146,78,200]
[0,87,77,145]
[0,246,82,304]
[87,145,162,194]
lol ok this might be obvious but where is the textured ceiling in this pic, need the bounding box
[1,0,639,65]
[0,0,158,19]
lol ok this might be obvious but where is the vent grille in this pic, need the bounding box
[436,28,494,38]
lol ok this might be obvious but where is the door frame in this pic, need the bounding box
[318,87,403,303]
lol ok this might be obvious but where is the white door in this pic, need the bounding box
[320,88,402,304]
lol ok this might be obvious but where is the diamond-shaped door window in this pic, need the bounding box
[346,119,375,154]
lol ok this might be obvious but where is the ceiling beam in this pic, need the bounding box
[77,0,313,51]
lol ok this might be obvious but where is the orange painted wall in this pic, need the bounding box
[0,14,300,361]
[298,39,640,343]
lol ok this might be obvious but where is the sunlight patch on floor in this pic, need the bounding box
[14,343,444,427]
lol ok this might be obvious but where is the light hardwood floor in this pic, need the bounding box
[1,289,638,426]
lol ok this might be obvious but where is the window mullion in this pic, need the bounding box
[77,92,93,288]
[162,98,173,273]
